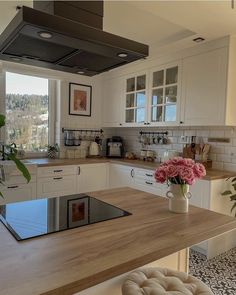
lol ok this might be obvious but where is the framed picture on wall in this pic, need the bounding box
[69,83,92,116]
[67,197,89,228]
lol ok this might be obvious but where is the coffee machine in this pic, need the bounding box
[106,136,123,158]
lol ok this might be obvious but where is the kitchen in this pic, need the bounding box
[0,1,236,295]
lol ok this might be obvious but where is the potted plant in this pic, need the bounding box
[154,157,206,213]
[221,178,236,217]
[47,143,59,159]
[0,114,31,197]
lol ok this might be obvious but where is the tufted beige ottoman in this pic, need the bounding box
[122,268,213,295]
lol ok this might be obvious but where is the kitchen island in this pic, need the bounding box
[0,187,236,295]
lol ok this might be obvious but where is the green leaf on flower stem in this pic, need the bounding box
[221,190,232,196]
[230,202,236,214]
[230,195,236,201]
[0,114,5,128]
[7,153,31,183]
[232,183,236,191]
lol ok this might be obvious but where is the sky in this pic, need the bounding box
[5,72,48,95]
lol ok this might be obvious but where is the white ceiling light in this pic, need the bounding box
[117,53,128,58]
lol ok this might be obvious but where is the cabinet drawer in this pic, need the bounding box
[37,165,77,178]
[0,183,36,205]
[4,175,36,185]
[134,177,166,197]
[135,168,155,180]
[37,175,77,198]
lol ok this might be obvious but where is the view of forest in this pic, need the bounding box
[6,93,49,152]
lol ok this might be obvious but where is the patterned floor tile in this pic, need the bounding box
[189,248,236,295]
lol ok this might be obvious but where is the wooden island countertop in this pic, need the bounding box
[0,187,236,295]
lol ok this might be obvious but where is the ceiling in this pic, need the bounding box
[0,1,236,58]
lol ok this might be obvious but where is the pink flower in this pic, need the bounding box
[155,157,206,185]
[167,164,178,178]
[179,166,195,185]
[193,163,206,178]
[154,167,167,183]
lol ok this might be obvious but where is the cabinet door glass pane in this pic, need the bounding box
[136,75,146,90]
[164,104,176,121]
[126,77,135,92]
[166,66,178,85]
[136,91,146,107]
[152,88,163,105]
[136,108,145,123]
[152,106,163,122]
[126,109,135,123]
[165,86,177,103]
[153,70,164,87]
[126,93,135,107]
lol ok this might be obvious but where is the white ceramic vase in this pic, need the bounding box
[166,184,192,213]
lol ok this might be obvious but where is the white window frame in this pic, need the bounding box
[2,68,56,157]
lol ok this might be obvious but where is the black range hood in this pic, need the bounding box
[0,1,149,76]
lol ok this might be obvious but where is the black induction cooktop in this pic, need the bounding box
[0,194,131,241]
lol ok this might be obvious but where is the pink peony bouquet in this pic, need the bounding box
[154,157,206,185]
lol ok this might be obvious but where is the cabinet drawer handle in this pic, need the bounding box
[7,185,19,189]
[53,177,63,180]
[130,169,134,178]
[145,181,153,185]
[53,169,63,173]
[78,166,80,175]
[145,173,153,177]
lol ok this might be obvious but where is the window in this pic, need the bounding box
[5,72,50,152]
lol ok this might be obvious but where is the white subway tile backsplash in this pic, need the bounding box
[212,161,224,170]
[100,126,236,172]
[209,130,225,138]
[196,130,209,137]
[223,163,236,173]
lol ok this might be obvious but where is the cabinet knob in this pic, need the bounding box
[119,123,122,126]
[180,121,184,124]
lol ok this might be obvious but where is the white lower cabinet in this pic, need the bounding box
[75,249,189,295]
[109,164,135,189]
[37,175,77,198]
[0,165,37,205]
[77,163,108,193]
[0,182,36,205]
[189,178,236,258]
[134,167,167,197]
[37,165,77,198]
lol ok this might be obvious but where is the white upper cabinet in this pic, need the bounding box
[102,77,123,127]
[181,47,228,126]
[124,72,148,126]
[101,36,236,128]
[148,62,181,126]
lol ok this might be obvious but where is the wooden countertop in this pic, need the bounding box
[0,187,236,295]
[27,157,236,180]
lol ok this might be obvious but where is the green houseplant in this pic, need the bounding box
[221,177,236,216]
[0,114,31,196]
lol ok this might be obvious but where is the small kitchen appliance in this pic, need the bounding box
[106,136,123,158]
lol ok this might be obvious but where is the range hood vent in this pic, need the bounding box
[0,1,149,76]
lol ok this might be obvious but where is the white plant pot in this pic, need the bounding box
[166,184,192,213]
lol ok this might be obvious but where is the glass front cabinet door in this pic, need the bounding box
[149,62,181,126]
[124,73,148,125]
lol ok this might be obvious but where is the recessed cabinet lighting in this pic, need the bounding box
[77,71,85,74]
[117,53,128,58]
[10,57,22,62]
[38,31,53,39]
